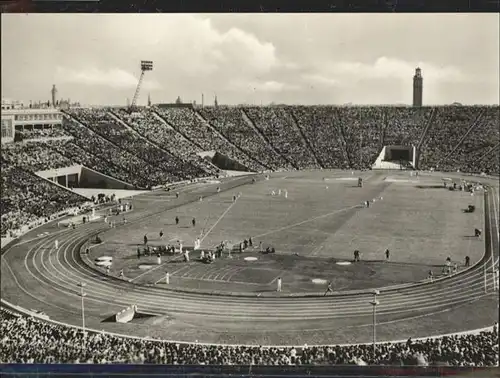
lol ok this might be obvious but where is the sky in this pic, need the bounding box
[1,14,499,106]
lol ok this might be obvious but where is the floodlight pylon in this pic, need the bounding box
[130,60,153,110]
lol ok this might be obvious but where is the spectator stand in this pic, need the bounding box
[441,107,500,174]
[112,108,220,177]
[0,300,497,366]
[155,107,266,172]
[61,114,171,187]
[242,107,299,170]
[199,106,282,171]
[418,107,483,172]
[65,109,195,183]
[1,160,88,239]
[291,106,349,169]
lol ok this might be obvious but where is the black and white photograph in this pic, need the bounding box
[0,13,499,372]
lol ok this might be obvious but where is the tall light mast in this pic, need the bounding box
[130,60,153,110]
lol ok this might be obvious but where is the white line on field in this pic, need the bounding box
[253,204,361,240]
[200,198,239,243]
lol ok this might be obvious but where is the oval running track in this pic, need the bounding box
[1,173,498,346]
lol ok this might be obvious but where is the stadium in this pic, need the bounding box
[1,99,499,366]
[1,13,499,370]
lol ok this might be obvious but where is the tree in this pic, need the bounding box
[175,96,182,104]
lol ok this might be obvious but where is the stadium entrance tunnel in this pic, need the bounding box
[373,145,416,169]
[211,151,250,172]
[102,305,158,324]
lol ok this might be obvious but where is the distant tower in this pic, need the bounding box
[147,93,151,107]
[51,84,57,107]
[214,94,218,108]
[126,98,130,107]
[413,68,423,107]
[202,93,204,108]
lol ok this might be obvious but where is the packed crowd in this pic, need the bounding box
[66,108,206,182]
[244,107,314,170]
[383,107,434,147]
[4,106,498,180]
[61,117,177,187]
[0,308,497,366]
[154,107,266,172]
[419,107,484,171]
[2,105,498,236]
[199,106,288,171]
[291,106,349,169]
[112,108,219,176]
[0,159,86,237]
[336,107,385,170]
[1,105,499,365]
[436,107,500,174]
[48,139,151,188]
[15,127,69,140]
[1,142,74,172]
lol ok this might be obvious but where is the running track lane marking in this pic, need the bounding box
[488,187,499,268]
[13,228,72,247]
[491,186,499,246]
[20,235,500,315]
[1,293,495,348]
[6,176,496,314]
[20,226,492,308]
[17,228,498,315]
[130,254,184,283]
[87,242,105,250]
[2,255,81,316]
[200,197,239,244]
[153,265,190,284]
[253,203,362,240]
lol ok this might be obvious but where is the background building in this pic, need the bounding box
[1,98,24,110]
[1,107,64,144]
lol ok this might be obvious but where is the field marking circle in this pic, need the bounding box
[95,261,112,267]
[336,261,352,266]
[244,257,258,262]
[95,256,113,262]
[312,278,327,284]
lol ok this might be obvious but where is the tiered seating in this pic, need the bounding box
[384,107,432,147]
[46,140,147,188]
[291,106,348,169]
[244,107,316,170]
[112,109,218,176]
[1,159,86,236]
[1,309,498,366]
[419,107,483,171]
[155,107,265,171]
[15,127,69,140]
[66,109,204,182]
[62,118,171,187]
[1,142,74,172]
[199,107,286,170]
[480,146,500,176]
[440,107,500,174]
[337,107,384,169]
[3,105,499,237]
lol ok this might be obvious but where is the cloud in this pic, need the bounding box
[313,57,469,86]
[302,74,337,87]
[136,16,280,78]
[55,67,161,90]
[216,27,279,74]
[227,79,300,92]
[2,14,498,105]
